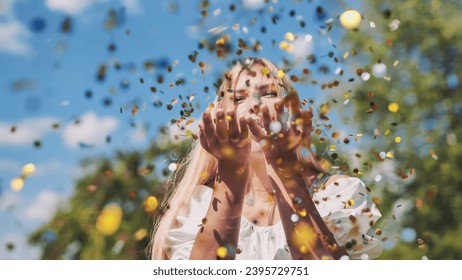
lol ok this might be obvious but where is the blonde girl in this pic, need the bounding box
[150,57,382,260]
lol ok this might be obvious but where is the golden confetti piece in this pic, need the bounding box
[386,151,394,159]
[321,255,330,260]
[22,163,36,176]
[96,204,123,235]
[144,196,158,213]
[393,60,400,67]
[232,24,239,30]
[356,133,363,137]
[220,145,235,159]
[347,199,355,206]
[298,208,307,217]
[285,32,296,41]
[384,129,391,136]
[340,9,362,29]
[291,222,316,253]
[225,115,232,121]
[279,41,293,52]
[395,136,402,143]
[321,159,332,170]
[375,229,382,235]
[131,105,139,116]
[10,177,24,191]
[294,118,304,126]
[200,171,209,181]
[260,67,270,75]
[216,246,227,258]
[388,102,399,113]
[216,37,225,45]
[329,144,336,151]
[134,228,148,241]
[320,102,330,115]
[277,69,285,78]
[343,52,349,59]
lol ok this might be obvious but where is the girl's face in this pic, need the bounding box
[232,65,282,127]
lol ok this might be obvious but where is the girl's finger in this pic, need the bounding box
[246,117,266,141]
[275,99,284,122]
[198,123,211,153]
[215,109,228,144]
[260,104,272,133]
[227,110,240,142]
[238,117,250,145]
[300,110,313,140]
[202,111,218,147]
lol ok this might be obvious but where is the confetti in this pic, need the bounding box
[291,222,316,254]
[96,204,123,235]
[389,19,400,31]
[30,17,46,33]
[284,32,296,41]
[339,10,362,29]
[216,246,228,258]
[360,72,371,81]
[372,63,387,78]
[10,177,24,191]
[22,163,36,176]
[168,163,178,172]
[291,214,299,223]
[388,102,400,113]
[134,228,148,241]
[143,196,158,214]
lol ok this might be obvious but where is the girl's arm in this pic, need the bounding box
[247,98,347,259]
[191,109,251,259]
[267,157,348,260]
[190,161,249,259]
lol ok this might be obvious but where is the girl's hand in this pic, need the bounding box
[246,95,313,165]
[198,108,251,165]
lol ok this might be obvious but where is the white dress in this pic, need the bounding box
[165,177,382,260]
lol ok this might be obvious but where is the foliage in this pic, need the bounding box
[338,0,462,259]
[29,136,193,260]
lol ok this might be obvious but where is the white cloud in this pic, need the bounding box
[0,117,59,146]
[0,191,21,211]
[62,111,119,149]
[45,0,93,14]
[122,0,141,14]
[289,34,314,63]
[243,0,265,10]
[0,0,31,55]
[23,190,64,221]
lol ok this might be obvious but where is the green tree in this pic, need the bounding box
[337,0,462,259]
[29,136,192,260]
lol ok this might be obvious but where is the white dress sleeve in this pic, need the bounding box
[164,185,212,260]
[312,177,383,259]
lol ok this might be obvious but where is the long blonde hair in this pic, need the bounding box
[149,57,326,259]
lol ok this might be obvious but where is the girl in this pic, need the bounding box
[150,57,382,260]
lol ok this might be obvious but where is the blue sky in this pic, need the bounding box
[0,0,382,259]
